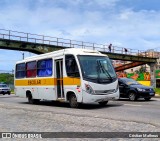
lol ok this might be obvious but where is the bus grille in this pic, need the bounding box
[94,89,115,95]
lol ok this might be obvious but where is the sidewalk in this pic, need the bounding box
[155,94,160,98]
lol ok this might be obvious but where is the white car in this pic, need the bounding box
[0,84,11,95]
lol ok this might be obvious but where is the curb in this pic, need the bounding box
[155,94,160,98]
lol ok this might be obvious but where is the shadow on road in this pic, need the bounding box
[79,103,123,110]
[0,95,18,98]
[117,98,157,102]
[18,100,123,110]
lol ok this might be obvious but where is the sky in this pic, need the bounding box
[0,0,160,71]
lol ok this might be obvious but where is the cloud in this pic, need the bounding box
[0,0,160,70]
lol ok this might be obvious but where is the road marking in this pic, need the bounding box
[124,104,142,107]
[153,98,160,101]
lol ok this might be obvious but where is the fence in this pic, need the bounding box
[0,29,155,58]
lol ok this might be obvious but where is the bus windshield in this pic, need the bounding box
[78,55,117,83]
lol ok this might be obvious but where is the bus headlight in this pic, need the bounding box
[85,84,94,94]
[114,83,119,92]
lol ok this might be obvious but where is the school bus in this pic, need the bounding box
[14,48,119,108]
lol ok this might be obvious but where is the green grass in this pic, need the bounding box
[154,88,160,95]
[11,90,14,94]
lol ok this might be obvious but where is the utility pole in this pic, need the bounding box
[12,69,14,74]
[20,51,25,60]
[22,52,24,60]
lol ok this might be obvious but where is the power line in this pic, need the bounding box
[0,70,14,73]
[0,60,19,61]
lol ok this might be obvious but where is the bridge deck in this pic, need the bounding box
[0,29,157,64]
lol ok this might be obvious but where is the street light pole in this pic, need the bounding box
[22,52,24,60]
[20,51,24,60]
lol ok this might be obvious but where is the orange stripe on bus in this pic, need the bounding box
[15,77,81,86]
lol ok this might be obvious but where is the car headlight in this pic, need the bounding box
[114,82,119,92]
[85,84,94,94]
[137,88,146,92]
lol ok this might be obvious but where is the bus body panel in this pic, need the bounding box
[64,86,82,102]
[14,48,119,106]
[37,86,56,100]
[15,86,39,99]
[82,90,119,103]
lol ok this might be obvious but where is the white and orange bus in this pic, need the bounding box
[14,48,119,108]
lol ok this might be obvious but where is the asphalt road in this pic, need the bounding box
[0,94,160,140]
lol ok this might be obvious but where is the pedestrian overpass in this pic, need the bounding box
[0,29,157,72]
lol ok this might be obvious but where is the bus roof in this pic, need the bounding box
[16,48,107,63]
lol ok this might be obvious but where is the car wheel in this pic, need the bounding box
[144,97,151,101]
[129,92,137,101]
[69,94,79,108]
[98,101,108,106]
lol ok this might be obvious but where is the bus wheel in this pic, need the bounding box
[28,96,39,104]
[98,101,108,106]
[69,94,79,108]
[28,96,34,104]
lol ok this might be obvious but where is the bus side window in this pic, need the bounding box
[37,59,52,77]
[26,61,37,78]
[65,55,80,77]
[16,63,26,78]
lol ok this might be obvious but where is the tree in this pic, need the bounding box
[0,73,14,84]
[139,65,146,73]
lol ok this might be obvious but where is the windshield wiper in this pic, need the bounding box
[128,83,138,85]
[97,60,113,80]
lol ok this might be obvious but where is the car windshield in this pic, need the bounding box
[78,55,117,82]
[123,78,139,85]
[0,84,7,87]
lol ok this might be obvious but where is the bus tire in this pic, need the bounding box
[98,101,108,106]
[69,94,79,108]
[28,96,34,104]
[27,95,39,104]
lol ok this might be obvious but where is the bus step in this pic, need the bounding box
[57,98,65,102]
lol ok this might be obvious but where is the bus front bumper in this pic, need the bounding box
[82,90,119,103]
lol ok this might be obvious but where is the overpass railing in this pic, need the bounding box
[0,29,155,58]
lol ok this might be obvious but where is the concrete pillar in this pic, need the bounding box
[148,63,156,87]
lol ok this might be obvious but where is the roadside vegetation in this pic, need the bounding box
[0,73,14,84]
[0,73,14,91]
[154,88,160,95]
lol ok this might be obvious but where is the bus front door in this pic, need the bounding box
[55,60,64,99]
